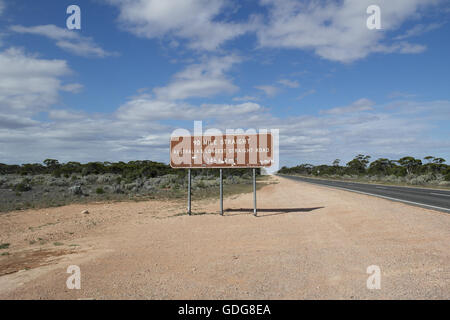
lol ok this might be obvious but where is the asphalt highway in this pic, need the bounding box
[282,175,450,213]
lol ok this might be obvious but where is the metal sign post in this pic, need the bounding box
[220,169,223,216]
[253,168,257,216]
[188,169,192,215]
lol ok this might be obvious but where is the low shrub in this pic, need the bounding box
[14,183,32,192]
[0,243,10,249]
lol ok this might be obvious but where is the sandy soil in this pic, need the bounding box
[0,176,448,299]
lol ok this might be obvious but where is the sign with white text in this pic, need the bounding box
[170,133,274,168]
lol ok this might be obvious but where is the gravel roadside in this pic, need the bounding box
[0,176,448,299]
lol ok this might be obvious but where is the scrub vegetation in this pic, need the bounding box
[0,160,262,212]
[278,155,450,187]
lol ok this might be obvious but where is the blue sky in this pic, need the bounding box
[0,0,449,167]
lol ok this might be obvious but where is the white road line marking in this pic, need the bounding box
[430,193,450,197]
[301,182,450,212]
[283,175,450,192]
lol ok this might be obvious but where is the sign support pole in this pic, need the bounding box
[253,168,257,216]
[188,169,192,215]
[220,169,223,216]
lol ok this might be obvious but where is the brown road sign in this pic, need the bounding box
[170,133,274,168]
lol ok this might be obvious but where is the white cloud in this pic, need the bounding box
[297,89,316,101]
[375,41,427,54]
[104,0,439,62]
[1,2,447,165]
[10,25,114,58]
[1,95,450,165]
[394,23,443,40]
[153,55,241,100]
[0,96,262,164]
[257,0,437,63]
[117,94,262,121]
[233,96,260,102]
[383,100,450,120]
[387,91,417,99]
[255,85,279,97]
[0,47,71,116]
[61,83,84,93]
[0,115,172,164]
[0,0,4,16]
[106,0,254,51]
[0,114,38,129]
[48,109,86,121]
[278,79,300,88]
[211,98,450,165]
[321,98,375,115]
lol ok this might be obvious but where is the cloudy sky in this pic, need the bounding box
[0,0,449,167]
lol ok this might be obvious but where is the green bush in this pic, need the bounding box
[14,183,32,192]
[96,187,105,194]
[52,170,62,178]
[196,181,206,188]
[0,160,256,179]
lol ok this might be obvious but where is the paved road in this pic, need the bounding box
[281,175,450,213]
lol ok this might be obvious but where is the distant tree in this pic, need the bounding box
[445,167,450,181]
[368,158,395,175]
[424,156,434,164]
[66,161,81,167]
[43,159,60,168]
[19,163,46,175]
[82,162,106,175]
[433,157,446,164]
[60,162,82,175]
[346,155,371,174]
[278,155,449,180]
[396,157,422,175]
[426,158,447,174]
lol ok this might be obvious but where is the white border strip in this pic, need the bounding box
[291,178,450,213]
[430,193,450,197]
[281,174,450,193]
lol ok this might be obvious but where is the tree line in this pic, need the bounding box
[0,159,258,179]
[278,155,450,181]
